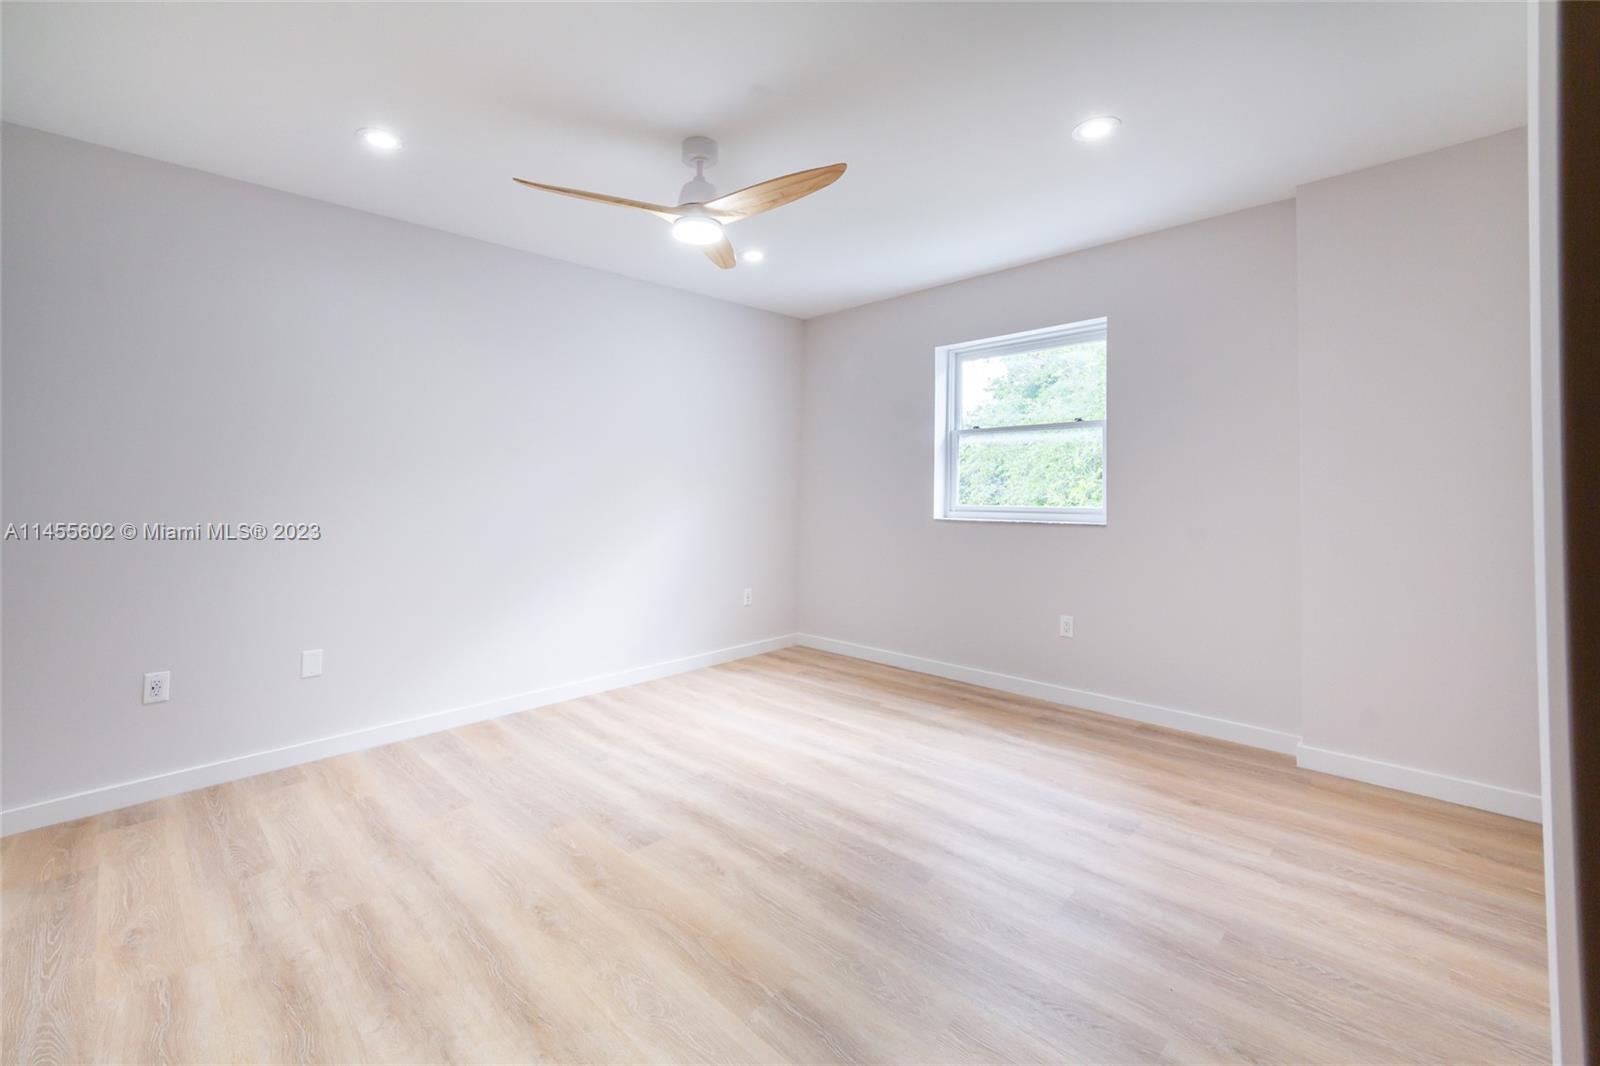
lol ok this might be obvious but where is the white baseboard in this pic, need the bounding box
[1,634,799,837]
[795,633,1301,755]
[5,631,1542,834]
[1294,743,1541,822]
[797,634,1541,823]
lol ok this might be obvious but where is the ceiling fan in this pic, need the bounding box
[514,136,845,269]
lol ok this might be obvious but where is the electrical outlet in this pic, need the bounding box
[742,588,753,607]
[1059,615,1074,638]
[301,649,324,678]
[143,670,171,704]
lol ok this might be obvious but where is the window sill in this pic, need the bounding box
[936,514,1106,527]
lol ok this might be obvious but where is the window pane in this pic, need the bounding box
[956,426,1104,509]
[959,340,1106,429]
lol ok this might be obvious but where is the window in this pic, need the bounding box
[934,318,1107,524]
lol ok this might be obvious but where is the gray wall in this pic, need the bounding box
[1,125,804,813]
[1296,129,1536,793]
[799,129,1538,806]
[799,201,1303,738]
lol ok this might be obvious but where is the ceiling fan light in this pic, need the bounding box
[671,213,724,246]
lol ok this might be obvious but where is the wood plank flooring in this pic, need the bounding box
[2,648,1549,1063]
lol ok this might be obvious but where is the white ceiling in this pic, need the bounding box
[2,2,1525,319]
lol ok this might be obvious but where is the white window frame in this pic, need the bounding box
[933,317,1108,525]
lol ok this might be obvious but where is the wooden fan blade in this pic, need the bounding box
[512,178,681,221]
[703,235,737,270]
[701,163,846,222]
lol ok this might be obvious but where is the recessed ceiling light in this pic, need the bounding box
[741,249,766,264]
[1071,115,1121,143]
[357,127,402,152]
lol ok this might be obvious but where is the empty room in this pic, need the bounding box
[2,2,1594,1064]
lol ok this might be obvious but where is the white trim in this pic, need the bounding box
[1529,3,1585,1057]
[1,634,799,837]
[946,317,1109,360]
[1294,743,1541,823]
[798,633,1542,823]
[935,514,1107,526]
[945,499,1107,525]
[8,630,1543,835]
[795,633,1300,754]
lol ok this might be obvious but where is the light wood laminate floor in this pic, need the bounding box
[2,648,1549,1064]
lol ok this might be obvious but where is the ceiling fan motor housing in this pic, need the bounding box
[679,135,719,204]
[681,135,718,169]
